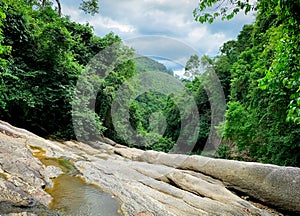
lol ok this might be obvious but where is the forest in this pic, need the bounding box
[0,0,299,167]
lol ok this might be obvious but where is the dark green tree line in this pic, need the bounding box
[0,0,134,140]
[195,0,300,166]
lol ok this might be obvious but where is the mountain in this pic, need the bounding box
[134,56,174,76]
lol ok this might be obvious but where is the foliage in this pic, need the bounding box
[206,0,300,166]
[0,1,12,109]
[1,0,299,167]
[134,56,173,76]
[194,0,300,24]
[194,0,256,23]
[0,0,133,141]
[216,143,231,159]
[79,0,100,15]
[95,41,137,142]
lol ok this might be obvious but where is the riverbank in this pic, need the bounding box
[0,120,299,215]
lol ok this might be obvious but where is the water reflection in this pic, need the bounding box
[47,175,122,216]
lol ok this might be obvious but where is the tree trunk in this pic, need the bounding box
[41,0,62,17]
[41,0,46,8]
[55,0,62,17]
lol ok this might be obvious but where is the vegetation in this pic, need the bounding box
[0,0,299,166]
[195,0,300,166]
[135,56,173,76]
[40,0,99,16]
[0,0,131,139]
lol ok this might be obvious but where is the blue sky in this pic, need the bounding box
[57,0,255,71]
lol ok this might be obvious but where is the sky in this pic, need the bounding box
[58,0,255,73]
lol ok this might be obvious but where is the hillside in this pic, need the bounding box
[134,56,174,76]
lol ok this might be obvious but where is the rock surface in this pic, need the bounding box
[0,120,299,215]
[136,151,300,214]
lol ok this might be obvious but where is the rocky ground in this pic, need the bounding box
[0,120,299,216]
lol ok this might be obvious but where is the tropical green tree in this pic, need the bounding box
[197,0,300,166]
[0,0,134,141]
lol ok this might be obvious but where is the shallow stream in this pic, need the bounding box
[46,174,122,216]
[30,146,122,216]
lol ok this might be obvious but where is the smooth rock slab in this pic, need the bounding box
[0,120,296,215]
[137,151,300,214]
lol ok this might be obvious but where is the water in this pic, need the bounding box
[46,175,122,216]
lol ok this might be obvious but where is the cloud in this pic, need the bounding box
[88,16,136,33]
[185,27,229,55]
[61,0,255,61]
[124,36,198,66]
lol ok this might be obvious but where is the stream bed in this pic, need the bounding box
[46,174,122,216]
[30,146,122,216]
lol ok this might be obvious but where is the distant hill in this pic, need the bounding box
[134,56,174,76]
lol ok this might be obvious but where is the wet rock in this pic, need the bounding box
[43,166,63,188]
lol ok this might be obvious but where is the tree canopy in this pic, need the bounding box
[0,0,299,167]
[194,0,300,23]
[195,0,300,166]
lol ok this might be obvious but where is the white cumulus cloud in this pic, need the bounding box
[61,0,255,58]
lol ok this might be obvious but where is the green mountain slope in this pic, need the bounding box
[134,56,173,76]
